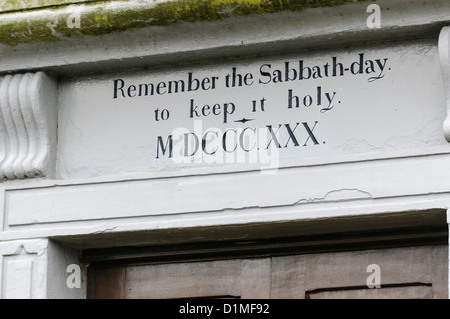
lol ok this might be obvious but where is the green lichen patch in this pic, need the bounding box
[0,0,371,46]
[0,0,93,13]
[0,19,60,46]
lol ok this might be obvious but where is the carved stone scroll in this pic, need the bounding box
[0,72,58,180]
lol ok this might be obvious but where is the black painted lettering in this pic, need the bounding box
[201,77,211,90]
[288,89,299,109]
[212,104,221,116]
[299,61,311,80]
[259,64,272,84]
[156,82,166,95]
[184,132,199,156]
[138,83,154,96]
[223,102,235,124]
[113,79,125,99]
[202,104,211,116]
[156,135,173,158]
[239,127,256,152]
[284,123,300,147]
[285,62,297,82]
[303,121,319,146]
[190,99,199,118]
[127,84,136,97]
[266,125,282,149]
[202,130,218,155]
[332,57,344,76]
[223,129,238,153]
[188,72,200,91]
[168,80,185,94]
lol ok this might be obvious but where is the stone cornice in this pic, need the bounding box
[0,0,93,13]
[1,0,449,77]
[0,0,370,47]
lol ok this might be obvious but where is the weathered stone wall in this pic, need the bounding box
[1,0,450,299]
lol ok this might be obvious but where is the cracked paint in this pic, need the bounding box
[295,188,373,204]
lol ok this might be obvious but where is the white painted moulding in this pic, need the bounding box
[440,26,450,142]
[0,72,58,180]
[6,153,450,228]
[0,239,49,299]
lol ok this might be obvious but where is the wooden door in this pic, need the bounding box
[86,244,447,299]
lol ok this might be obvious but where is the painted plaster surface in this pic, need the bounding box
[57,40,448,179]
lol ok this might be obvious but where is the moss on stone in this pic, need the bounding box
[0,19,61,46]
[0,0,371,46]
[0,0,87,12]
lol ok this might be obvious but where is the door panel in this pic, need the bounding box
[306,285,433,299]
[303,245,447,299]
[272,245,447,299]
[87,245,448,299]
[124,259,271,299]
